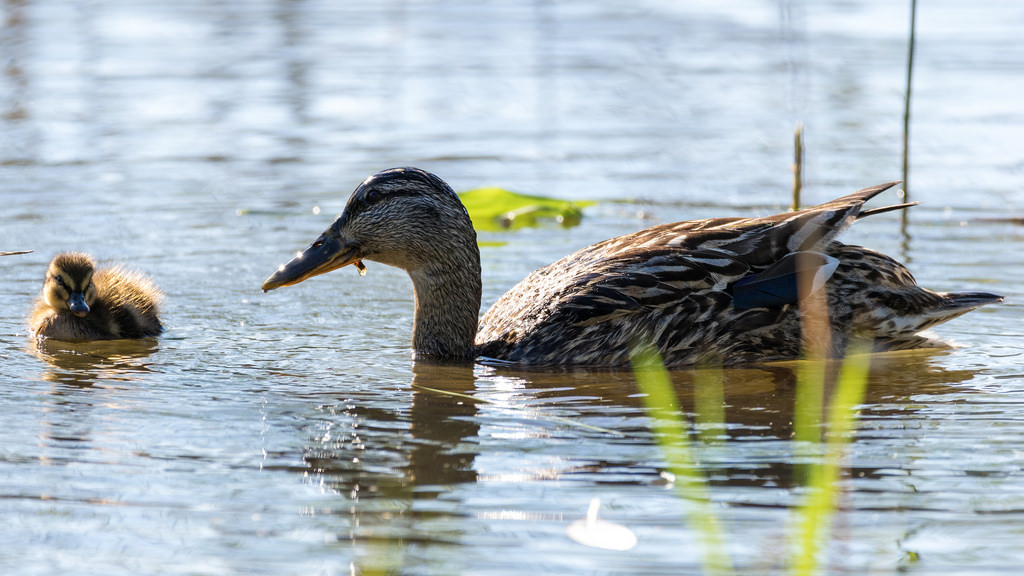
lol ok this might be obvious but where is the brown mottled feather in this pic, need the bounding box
[474,181,998,365]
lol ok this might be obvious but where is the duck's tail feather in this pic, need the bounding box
[823,181,903,208]
[911,291,1003,332]
[872,291,1002,352]
[939,291,1004,313]
[858,201,918,219]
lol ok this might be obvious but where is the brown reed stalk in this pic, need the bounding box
[792,122,804,211]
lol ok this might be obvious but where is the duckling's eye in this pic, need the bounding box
[53,275,68,289]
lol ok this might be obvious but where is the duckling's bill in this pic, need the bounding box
[262,234,364,291]
[68,291,90,317]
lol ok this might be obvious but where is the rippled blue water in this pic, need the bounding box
[2,1,1023,574]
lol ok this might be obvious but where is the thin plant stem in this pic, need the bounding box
[792,122,804,211]
[793,279,831,449]
[902,0,918,203]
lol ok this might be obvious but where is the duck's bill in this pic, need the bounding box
[262,235,361,291]
[68,292,90,317]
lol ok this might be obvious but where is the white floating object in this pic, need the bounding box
[566,498,638,551]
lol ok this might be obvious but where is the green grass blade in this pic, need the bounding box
[631,345,735,576]
[694,365,726,445]
[789,343,871,576]
[793,358,826,444]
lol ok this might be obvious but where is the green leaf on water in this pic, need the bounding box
[458,187,595,231]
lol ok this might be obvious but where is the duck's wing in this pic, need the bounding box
[476,182,904,364]
[475,241,788,365]
[94,267,164,338]
[582,182,902,262]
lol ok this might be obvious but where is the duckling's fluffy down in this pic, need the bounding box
[30,253,164,341]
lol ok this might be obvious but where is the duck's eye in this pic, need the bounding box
[365,189,383,205]
[312,239,324,248]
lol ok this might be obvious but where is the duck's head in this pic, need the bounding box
[262,167,478,291]
[44,252,97,317]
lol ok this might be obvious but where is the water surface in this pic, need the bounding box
[2,1,1023,574]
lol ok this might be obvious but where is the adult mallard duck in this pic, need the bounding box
[30,252,164,341]
[261,167,1001,366]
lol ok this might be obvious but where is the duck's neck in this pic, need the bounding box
[407,246,482,362]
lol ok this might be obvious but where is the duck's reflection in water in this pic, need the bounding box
[300,348,979,558]
[26,338,160,468]
[302,362,479,490]
[299,362,479,565]
[478,350,979,490]
[29,338,160,388]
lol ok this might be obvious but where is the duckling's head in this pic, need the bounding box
[262,167,478,291]
[43,252,97,317]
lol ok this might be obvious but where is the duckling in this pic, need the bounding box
[30,252,164,341]
[261,167,1002,366]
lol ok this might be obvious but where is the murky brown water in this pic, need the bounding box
[2,1,1023,574]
